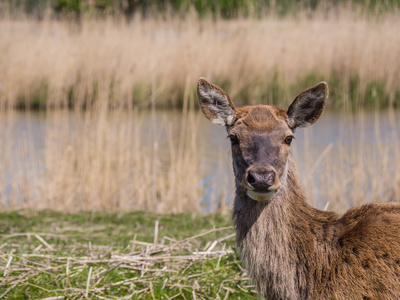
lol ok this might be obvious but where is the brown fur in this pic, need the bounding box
[198,78,400,300]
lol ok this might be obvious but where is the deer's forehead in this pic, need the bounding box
[232,105,290,133]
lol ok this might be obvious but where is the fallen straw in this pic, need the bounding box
[34,234,54,251]
[0,225,254,298]
[85,266,92,298]
[154,220,159,248]
[4,254,13,276]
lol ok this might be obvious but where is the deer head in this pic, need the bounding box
[197,78,328,202]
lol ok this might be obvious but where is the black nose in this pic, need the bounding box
[247,170,275,190]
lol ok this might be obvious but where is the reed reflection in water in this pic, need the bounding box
[0,108,399,214]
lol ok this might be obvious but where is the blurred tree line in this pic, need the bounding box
[2,0,399,19]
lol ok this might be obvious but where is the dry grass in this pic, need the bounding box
[1,10,400,108]
[0,211,256,299]
[0,227,244,299]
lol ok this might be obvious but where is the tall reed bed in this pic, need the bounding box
[296,108,400,214]
[0,105,399,213]
[1,10,400,109]
[0,93,231,213]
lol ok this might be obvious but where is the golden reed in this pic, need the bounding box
[1,9,400,108]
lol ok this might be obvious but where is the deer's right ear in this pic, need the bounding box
[197,78,236,126]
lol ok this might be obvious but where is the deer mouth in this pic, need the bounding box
[245,183,281,201]
[246,189,276,201]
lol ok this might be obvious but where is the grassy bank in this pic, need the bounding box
[0,211,256,299]
[1,12,400,110]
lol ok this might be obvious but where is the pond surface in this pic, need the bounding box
[1,109,399,212]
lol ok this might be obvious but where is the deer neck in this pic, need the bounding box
[233,158,337,299]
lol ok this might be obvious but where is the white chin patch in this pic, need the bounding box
[247,190,275,201]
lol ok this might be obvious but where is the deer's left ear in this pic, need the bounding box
[287,82,328,129]
[197,78,236,126]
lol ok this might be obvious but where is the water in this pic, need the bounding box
[0,109,399,211]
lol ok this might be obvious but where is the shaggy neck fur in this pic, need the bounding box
[233,157,338,300]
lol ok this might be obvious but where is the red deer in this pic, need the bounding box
[197,78,400,300]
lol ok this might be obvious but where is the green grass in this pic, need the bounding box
[13,72,400,110]
[0,211,257,299]
[6,0,400,19]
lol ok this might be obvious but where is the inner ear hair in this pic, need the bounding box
[197,78,236,126]
[287,81,328,129]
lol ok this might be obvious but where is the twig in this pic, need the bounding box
[85,266,92,298]
[192,250,234,255]
[34,244,43,252]
[216,244,226,270]
[216,233,236,243]
[4,254,13,276]
[187,226,233,241]
[161,278,168,290]
[94,262,124,286]
[3,233,66,238]
[34,234,54,250]
[150,281,156,300]
[223,290,230,300]
[206,241,218,253]
[24,283,85,296]
[66,258,70,286]
[154,220,159,248]
[132,287,149,295]
[18,245,26,266]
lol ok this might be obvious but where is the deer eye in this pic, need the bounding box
[228,135,239,145]
[284,136,294,145]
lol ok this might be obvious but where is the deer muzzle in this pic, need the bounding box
[244,164,281,201]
